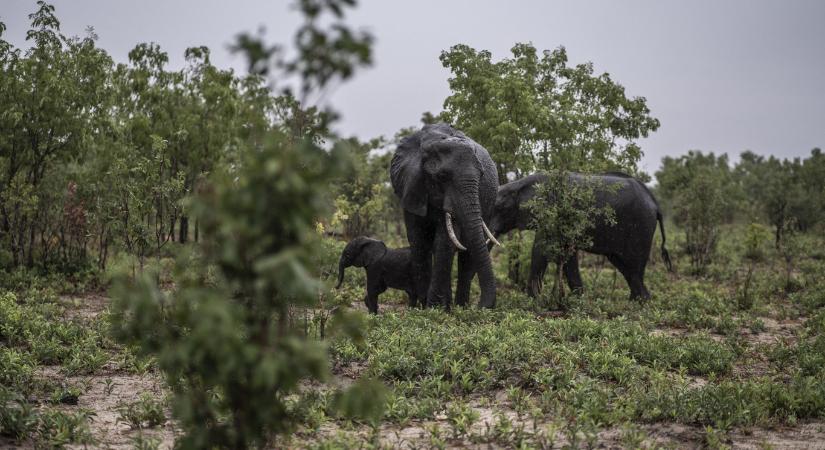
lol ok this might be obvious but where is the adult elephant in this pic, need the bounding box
[390,123,500,309]
[489,172,672,300]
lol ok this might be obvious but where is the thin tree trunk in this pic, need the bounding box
[556,261,565,300]
[179,215,189,243]
[26,221,35,267]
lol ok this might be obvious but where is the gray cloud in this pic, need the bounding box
[3,0,823,176]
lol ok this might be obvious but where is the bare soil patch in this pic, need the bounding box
[70,371,175,449]
[59,291,110,321]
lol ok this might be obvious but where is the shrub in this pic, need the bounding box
[116,393,166,429]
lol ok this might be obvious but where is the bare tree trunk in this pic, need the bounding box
[179,215,189,243]
[556,261,565,300]
[26,221,35,267]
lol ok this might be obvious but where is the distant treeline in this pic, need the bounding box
[2,5,821,277]
[656,149,825,243]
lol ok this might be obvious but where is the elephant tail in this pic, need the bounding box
[657,210,674,272]
[635,177,673,273]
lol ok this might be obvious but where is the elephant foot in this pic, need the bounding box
[569,286,584,296]
[629,291,651,303]
[426,289,453,310]
[527,279,542,299]
[426,297,449,311]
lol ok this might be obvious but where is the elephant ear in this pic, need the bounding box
[356,239,388,267]
[517,175,542,207]
[390,132,428,216]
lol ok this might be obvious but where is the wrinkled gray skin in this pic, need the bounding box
[490,172,672,300]
[335,236,416,314]
[390,123,499,309]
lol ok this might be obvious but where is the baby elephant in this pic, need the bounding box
[335,236,415,314]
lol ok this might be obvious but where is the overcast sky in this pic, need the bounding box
[3,0,824,176]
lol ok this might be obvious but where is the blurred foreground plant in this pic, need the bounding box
[110,1,384,448]
[111,130,383,448]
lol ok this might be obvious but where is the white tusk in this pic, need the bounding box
[445,212,467,251]
[482,221,502,247]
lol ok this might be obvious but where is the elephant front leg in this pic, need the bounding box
[428,221,455,310]
[455,251,474,307]
[406,289,419,308]
[404,211,433,308]
[364,272,383,314]
[527,239,549,298]
[363,293,379,314]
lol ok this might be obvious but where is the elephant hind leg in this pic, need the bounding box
[607,254,649,301]
[627,273,651,301]
[630,262,651,301]
[527,240,550,298]
[563,252,584,294]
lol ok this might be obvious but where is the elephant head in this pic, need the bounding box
[335,237,387,289]
[490,174,545,236]
[390,123,500,307]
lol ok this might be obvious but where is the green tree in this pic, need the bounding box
[656,151,732,272]
[330,137,396,238]
[735,152,810,247]
[798,148,825,230]
[0,2,112,269]
[439,43,660,182]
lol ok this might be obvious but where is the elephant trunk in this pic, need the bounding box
[335,257,347,289]
[456,183,497,308]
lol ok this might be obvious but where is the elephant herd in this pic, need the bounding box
[337,123,672,313]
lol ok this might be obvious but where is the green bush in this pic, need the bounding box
[116,393,166,429]
[0,291,107,374]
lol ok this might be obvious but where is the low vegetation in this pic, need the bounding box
[2,225,825,448]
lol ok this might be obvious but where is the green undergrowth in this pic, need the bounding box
[0,287,133,447]
[2,228,825,448]
[319,239,825,440]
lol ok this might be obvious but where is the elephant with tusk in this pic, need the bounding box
[390,123,500,309]
[445,212,501,250]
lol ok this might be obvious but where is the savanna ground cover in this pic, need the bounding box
[3,224,825,449]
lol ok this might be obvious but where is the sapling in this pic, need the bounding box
[739,223,770,309]
[525,169,615,305]
[778,218,805,292]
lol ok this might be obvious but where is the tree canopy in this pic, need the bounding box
[438,43,660,182]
